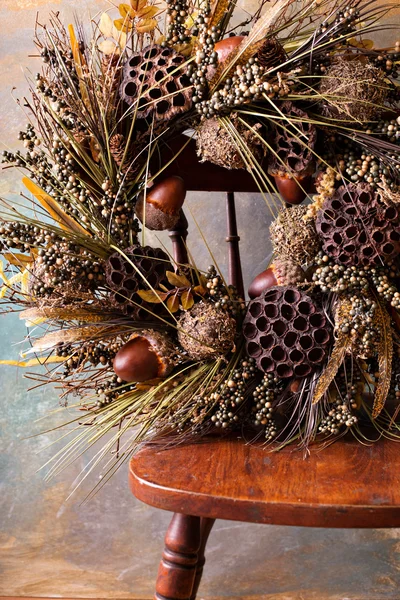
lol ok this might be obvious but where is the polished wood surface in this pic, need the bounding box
[130,435,400,528]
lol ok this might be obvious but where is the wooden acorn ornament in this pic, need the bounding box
[248,259,305,299]
[113,330,176,383]
[272,173,312,205]
[207,36,244,79]
[135,175,186,231]
[215,36,244,62]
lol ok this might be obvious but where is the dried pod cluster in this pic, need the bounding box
[178,301,237,361]
[270,205,321,265]
[316,183,400,266]
[105,245,171,317]
[120,45,192,122]
[243,286,331,378]
[196,116,264,170]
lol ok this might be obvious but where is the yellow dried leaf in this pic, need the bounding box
[130,0,147,11]
[119,3,135,18]
[136,18,157,33]
[167,294,180,313]
[181,290,194,310]
[22,177,89,236]
[166,271,191,288]
[348,38,374,50]
[99,13,116,38]
[193,285,207,296]
[114,18,133,32]
[98,39,120,55]
[3,252,34,267]
[0,356,68,368]
[137,289,168,303]
[137,5,159,18]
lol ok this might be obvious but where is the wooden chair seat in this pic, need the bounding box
[130,435,400,529]
[128,188,400,599]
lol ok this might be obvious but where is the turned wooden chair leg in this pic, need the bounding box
[155,513,201,600]
[190,518,215,600]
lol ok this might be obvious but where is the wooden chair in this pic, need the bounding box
[130,135,400,600]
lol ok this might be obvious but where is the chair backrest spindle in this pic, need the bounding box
[169,209,189,268]
[225,192,244,299]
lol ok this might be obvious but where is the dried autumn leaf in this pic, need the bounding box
[137,5,159,18]
[136,18,157,33]
[193,285,207,296]
[98,39,120,55]
[348,37,374,49]
[90,137,101,162]
[119,3,135,18]
[130,0,147,11]
[181,290,194,310]
[166,271,191,288]
[4,253,34,267]
[137,289,168,303]
[22,178,88,236]
[114,17,133,32]
[99,13,116,38]
[167,294,180,313]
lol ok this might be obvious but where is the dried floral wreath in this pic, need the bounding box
[1,0,400,490]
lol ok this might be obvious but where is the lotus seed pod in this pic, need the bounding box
[316,183,400,266]
[243,286,331,379]
[120,45,192,122]
[178,302,236,361]
[268,102,316,179]
[105,244,172,318]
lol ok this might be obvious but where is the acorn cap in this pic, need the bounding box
[113,329,176,382]
[135,194,180,231]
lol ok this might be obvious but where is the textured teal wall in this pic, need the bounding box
[1,2,400,599]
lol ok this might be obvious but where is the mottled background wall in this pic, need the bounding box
[1,2,400,599]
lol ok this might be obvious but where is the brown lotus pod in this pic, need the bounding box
[268,102,316,180]
[316,183,400,266]
[105,245,172,317]
[196,115,264,170]
[113,329,176,382]
[270,205,321,266]
[135,176,186,231]
[120,45,192,122]
[248,259,305,299]
[243,286,331,379]
[178,302,236,361]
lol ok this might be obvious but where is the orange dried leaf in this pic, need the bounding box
[22,178,89,236]
[166,271,191,288]
[181,290,194,310]
[137,5,159,18]
[136,18,157,33]
[137,289,168,303]
[167,294,180,313]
